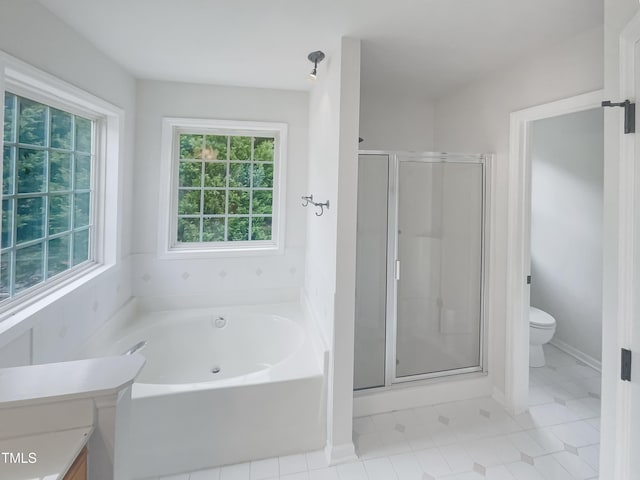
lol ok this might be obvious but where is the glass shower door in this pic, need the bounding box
[394,157,484,380]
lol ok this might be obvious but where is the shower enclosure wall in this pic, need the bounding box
[354,151,489,390]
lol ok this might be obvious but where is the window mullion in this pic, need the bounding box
[248,136,254,241]
[8,97,19,298]
[9,194,17,298]
[199,158,205,242]
[42,106,51,281]
[224,136,230,241]
[69,114,76,267]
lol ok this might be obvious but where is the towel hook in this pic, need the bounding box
[314,200,329,216]
[301,194,314,207]
[301,194,330,216]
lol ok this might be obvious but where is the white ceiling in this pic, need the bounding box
[38,0,602,98]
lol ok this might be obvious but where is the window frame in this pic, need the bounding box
[159,117,288,258]
[0,51,123,320]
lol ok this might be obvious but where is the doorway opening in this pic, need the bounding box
[506,91,604,476]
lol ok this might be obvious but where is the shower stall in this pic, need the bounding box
[354,151,489,390]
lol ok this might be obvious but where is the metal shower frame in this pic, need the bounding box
[357,150,492,390]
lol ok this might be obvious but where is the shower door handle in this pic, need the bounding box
[395,260,400,280]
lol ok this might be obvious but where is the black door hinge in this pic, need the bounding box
[526,275,531,285]
[602,100,635,134]
[621,348,632,382]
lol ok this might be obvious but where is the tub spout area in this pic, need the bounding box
[123,340,147,356]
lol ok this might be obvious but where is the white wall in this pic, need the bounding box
[601,0,639,475]
[433,25,604,396]
[0,1,135,366]
[359,84,435,151]
[530,109,603,364]
[304,37,361,462]
[132,80,308,308]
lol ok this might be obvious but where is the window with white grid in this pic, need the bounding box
[1,92,95,303]
[0,50,123,316]
[161,119,287,256]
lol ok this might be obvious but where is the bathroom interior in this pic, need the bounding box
[0,1,611,479]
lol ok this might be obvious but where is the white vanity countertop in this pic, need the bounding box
[0,426,92,480]
[0,354,145,408]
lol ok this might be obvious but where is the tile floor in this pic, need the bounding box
[155,345,601,480]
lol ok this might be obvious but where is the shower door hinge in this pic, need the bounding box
[602,100,635,134]
[395,260,400,280]
[621,348,632,382]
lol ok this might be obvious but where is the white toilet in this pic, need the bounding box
[529,306,556,367]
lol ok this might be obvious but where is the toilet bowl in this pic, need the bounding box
[529,306,556,367]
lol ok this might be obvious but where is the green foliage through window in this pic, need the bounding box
[175,131,276,244]
[1,92,94,302]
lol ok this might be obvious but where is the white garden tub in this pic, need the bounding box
[78,302,327,479]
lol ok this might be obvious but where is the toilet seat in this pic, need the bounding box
[530,306,556,329]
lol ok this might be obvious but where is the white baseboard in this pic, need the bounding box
[324,442,357,465]
[549,339,602,372]
[353,373,493,417]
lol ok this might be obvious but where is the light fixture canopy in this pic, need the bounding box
[307,50,325,80]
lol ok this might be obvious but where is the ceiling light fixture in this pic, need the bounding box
[307,50,325,80]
